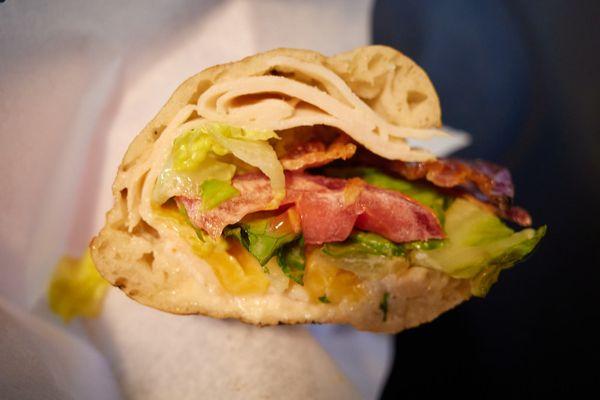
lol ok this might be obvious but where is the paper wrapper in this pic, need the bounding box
[0,1,469,399]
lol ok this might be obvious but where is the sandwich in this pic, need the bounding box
[91,46,545,333]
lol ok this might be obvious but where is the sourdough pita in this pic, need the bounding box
[91,46,470,333]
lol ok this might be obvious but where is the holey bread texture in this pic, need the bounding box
[91,46,471,333]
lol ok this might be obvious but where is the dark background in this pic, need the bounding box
[373,0,600,398]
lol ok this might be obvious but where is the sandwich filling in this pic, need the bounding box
[148,121,544,302]
[122,51,545,311]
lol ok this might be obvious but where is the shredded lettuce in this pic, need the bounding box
[172,130,229,172]
[224,209,301,267]
[323,232,404,258]
[48,249,109,323]
[312,252,398,280]
[171,123,278,171]
[188,122,284,205]
[469,227,546,296]
[319,232,439,278]
[207,126,284,206]
[209,123,280,141]
[323,232,443,258]
[200,179,240,210]
[153,122,284,209]
[153,157,236,205]
[411,199,546,296]
[277,237,306,285]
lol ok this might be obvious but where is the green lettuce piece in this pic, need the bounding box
[172,123,278,172]
[277,237,305,285]
[153,157,236,205]
[172,130,229,172]
[324,167,449,222]
[225,213,300,267]
[209,123,280,141]
[469,226,546,296]
[223,226,244,244]
[154,123,282,206]
[410,198,546,296]
[318,232,436,279]
[191,122,284,203]
[402,239,445,251]
[323,232,404,257]
[206,126,284,204]
[200,179,240,210]
[242,219,298,266]
[315,234,408,279]
[322,231,442,258]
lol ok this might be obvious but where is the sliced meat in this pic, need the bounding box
[390,159,514,201]
[501,205,532,227]
[356,186,446,243]
[280,136,356,171]
[178,172,444,245]
[368,156,532,227]
[285,173,443,244]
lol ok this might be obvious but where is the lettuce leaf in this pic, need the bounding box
[323,232,404,257]
[172,129,229,172]
[208,130,284,206]
[210,123,280,141]
[171,123,278,171]
[153,122,282,208]
[469,226,546,296]
[314,249,407,280]
[225,209,301,266]
[317,232,417,279]
[190,122,284,206]
[410,198,546,296]
[200,179,240,210]
[322,231,443,258]
[153,156,236,205]
[277,237,305,285]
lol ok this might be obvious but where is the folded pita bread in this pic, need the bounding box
[91,46,472,333]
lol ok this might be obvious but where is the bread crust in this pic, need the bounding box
[91,46,470,333]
